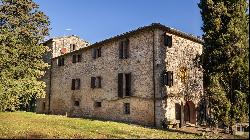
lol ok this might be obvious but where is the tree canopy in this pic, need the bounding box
[0,0,50,111]
[198,0,249,128]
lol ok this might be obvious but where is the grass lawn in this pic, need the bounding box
[0,112,207,139]
[0,111,243,139]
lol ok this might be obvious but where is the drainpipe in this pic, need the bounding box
[152,29,156,127]
[48,59,52,114]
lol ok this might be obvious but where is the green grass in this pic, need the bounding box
[0,111,217,139]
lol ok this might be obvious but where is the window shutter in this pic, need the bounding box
[73,44,76,50]
[58,58,61,66]
[78,54,82,62]
[92,48,96,59]
[96,76,101,88]
[77,79,80,89]
[118,73,123,98]
[97,47,101,57]
[91,77,96,88]
[125,73,131,96]
[71,79,75,90]
[72,55,76,63]
[167,71,173,87]
[124,39,129,59]
[171,71,173,86]
[61,58,64,66]
[168,36,172,47]
[119,41,123,59]
[162,71,167,85]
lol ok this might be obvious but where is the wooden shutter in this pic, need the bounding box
[91,77,96,88]
[119,41,123,59]
[171,71,173,86]
[77,54,82,62]
[97,76,101,88]
[168,36,172,47]
[118,73,123,98]
[76,79,80,89]
[97,47,101,57]
[162,71,167,85]
[61,58,64,66]
[167,71,173,87]
[72,55,76,63]
[125,73,131,96]
[71,79,75,90]
[124,39,129,59]
[92,48,96,59]
[58,58,61,66]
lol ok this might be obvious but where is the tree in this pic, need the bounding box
[198,0,249,129]
[0,0,50,111]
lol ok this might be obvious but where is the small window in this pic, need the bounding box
[72,78,80,90]
[91,76,101,88]
[92,47,102,59]
[57,57,64,66]
[119,39,129,59]
[124,103,130,114]
[70,44,76,52]
[72,54,82,63]
[162,71,173,87]
[164,34,172,47]
[74,101,80,106]
[94,102,102,108]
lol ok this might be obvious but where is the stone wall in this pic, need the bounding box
[38,25,203,128]
[36,35,90,114]
[154,29,203,126]
[49,30,155,126]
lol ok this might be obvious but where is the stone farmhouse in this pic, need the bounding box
[36,23,204,128]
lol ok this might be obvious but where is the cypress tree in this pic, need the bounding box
[198,0,249,129]
[0,0,50,111]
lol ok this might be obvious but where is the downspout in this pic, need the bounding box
[152,29,156,127]
[48,59,52,114]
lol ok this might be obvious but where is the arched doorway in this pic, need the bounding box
[184,101,196,124]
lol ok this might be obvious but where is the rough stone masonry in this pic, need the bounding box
[36,23,204,128]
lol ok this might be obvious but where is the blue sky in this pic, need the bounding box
[34,0,203,43]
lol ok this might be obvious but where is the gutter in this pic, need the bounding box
[152,29,156,127]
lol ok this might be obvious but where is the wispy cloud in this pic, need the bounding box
[65,28,72,31]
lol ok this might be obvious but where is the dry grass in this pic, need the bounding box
[0,111,226,139]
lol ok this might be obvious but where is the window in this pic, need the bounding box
[92,47,102,59]
[164,34,172,47]
[70,44,76,52]
[94,102,102,108]
[162,71,173,87]
[91,76,102,88]
[124,103,130,114]
[71,78,80,90]
[74,101,80,106]
[119,39,129,59]
[72,54,82,63]
[57,57,64,66]
[118,73,131,98]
